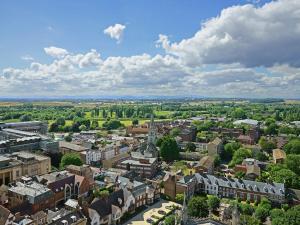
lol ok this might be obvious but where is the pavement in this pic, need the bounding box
[125,199,181,225]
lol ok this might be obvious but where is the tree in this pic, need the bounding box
[269,168,300,188]
[94,189,109,199]
[79,124,87,131]
[20,114,32,122]
[255,206,269,222]
[49,122,59,132]
[259,137,276,153]
[265,123,278,135]
[239,202,254,215]
[160,136,180,162]
[185,142,196,152]
[284,139,300,155]
[223,142,241,159]
[64,134,72,142]
[229,148,252,167]
[170,127,181,137]
[175,193,184,204]
[207,195,220,212]
[231,108,246,119]
[240,215,260,225]
[188,196,209,218]
[164,215,176,225]
[102,119,123,130]
[132,118,139,125]
[286,154,300,175]
[56,117,66,126]
[60,153,83,169]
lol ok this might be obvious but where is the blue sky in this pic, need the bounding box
[0,0,299,98]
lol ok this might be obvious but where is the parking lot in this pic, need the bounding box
[125,200,181,225]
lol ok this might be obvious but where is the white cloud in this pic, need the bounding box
[21,55,34,61]
[157,0,300,68]
[44,46,69,58]
[1,0,300,98]
[104,23,126,43]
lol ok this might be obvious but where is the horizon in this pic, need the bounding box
[1,0,300,98]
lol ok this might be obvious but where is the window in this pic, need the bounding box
[16,170,20,177]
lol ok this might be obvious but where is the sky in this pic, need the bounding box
[0,0,299,98]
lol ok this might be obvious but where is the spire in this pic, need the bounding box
[231,202,240,225]
[181,191,188,225]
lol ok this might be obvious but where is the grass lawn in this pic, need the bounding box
[154,110,172,116]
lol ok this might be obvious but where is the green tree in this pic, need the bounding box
[286,154,300,175]
[185,142,196,152]
[170,127,181,137]
[60,153,83,169]
[175,193,184,204]
[49,122,59,132]
[255,207,269,222]
[160,136,180,162]
[240,215,260,225]
[102,119,123,130]
[207,195,220,212]
[259,137,276,153]
[56,117,66,126]
[132,118,139,125]
[284,139,300,155]
[164,215,176,225]
[20,114,32,122]
[223,142,241,159]
[64,135,72,142]
[231,108,246,119]
[93,189,109,199]
[188,196,209,218]
[229,148,252,167]
[79,124,87,131]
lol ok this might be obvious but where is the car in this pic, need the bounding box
[158,210,166,215]
[146,218,154,224]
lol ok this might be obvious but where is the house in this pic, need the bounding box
[164,173,286,204]
[207,137,223,156]
[196,156,215,174]
[0,152,51,186]
[47,208,87,225]
[237,135,255,145]
[273,149,286,164]
[59,141,89,162]
[65,164,95,188]
[38,171,75,207]
[0,205,14,225]
[88,189,125,225]
[245,164,261,180]
[8,178,54,214]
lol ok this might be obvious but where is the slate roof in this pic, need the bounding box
[90,189,125,217]
[194,174,285,197]
[0,205,12,225]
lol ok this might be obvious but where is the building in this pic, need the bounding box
[88,189,125,225]
[0,121,48,135]
[0,205,14,225]
[8,179,54,214]
[116,115,159,178]
[196,156,215,174]
[207,137,223,156]
[47,209,87,225]
[38,171,76,207]
[164,173,286,204]
[273,149,286,164]
[0,152,51,186]
[0,126,58,154]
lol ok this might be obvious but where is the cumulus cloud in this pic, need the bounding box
[1,0,300,98]
[104,23,126,43]
[157,0,300,68]
[21,55,34,61]
[44,46,69,58]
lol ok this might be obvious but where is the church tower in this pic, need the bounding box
[147,114,156,145]
[144,114,158,158]
[181,192,188,225]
